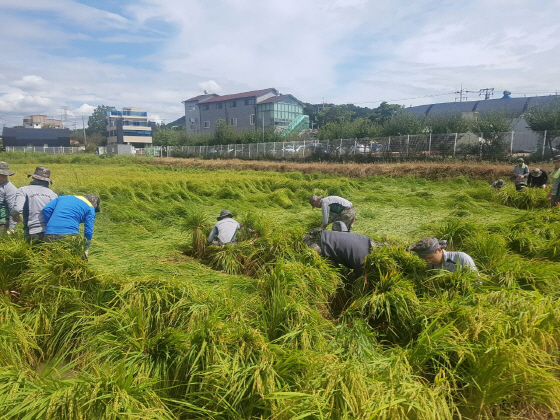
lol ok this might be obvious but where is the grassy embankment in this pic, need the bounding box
[0,152,559,419]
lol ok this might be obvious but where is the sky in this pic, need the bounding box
[1,0,560,128]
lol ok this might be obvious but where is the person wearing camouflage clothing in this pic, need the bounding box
[0,162,17,234]
[309,194,356,230]
[513,158,529,191]
[11,166,57,242]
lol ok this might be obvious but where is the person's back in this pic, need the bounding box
[208,210,240,245]
[320,230,372,277]
[527,169,548,188]
[43,195,97,241]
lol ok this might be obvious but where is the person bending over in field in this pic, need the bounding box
[408,237,477,272]
[42,193,100,260]
[527,168,548,188]
[547,155,560,207]
[208,209,241,246]
[11,166,58,242]
[303,228,377,277]
[491,179,506,190]
[0,162,17,235]
[513,158,529,191]
[309,194,356,231]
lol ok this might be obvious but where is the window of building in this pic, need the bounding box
[188,105,195,111]
[216,103,223,109]
[244,99,253,105]
[250,114,255,125]
[203,104,209,111]
[204,121,210,128]
[230,101,237,108]
[230,118,237,126]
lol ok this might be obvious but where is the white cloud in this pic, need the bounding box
[1,0,560,128]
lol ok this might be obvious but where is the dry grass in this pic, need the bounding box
[152,158,556,181]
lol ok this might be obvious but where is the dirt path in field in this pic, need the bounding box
[152,158,554,181]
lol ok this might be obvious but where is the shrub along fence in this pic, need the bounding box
[145,130,558,161]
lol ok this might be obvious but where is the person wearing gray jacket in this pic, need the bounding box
[0,162,17,234]
[309,194,356,230]
[408,237,477,272]
[11,166,58,242]
[208,209,241,246]
[513,158,529,191]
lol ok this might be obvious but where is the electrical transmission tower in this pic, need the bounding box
[61,106,70,128]
[478,88,494,100]
[454,84,474,102]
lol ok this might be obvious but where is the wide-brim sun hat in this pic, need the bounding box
[28,166,52,183]
[0,161,14,176]
[217,209,233,221]
[531,168,542,177]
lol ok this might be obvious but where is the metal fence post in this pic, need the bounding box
[542,130,547,158]
[339,139,343,156]
[388,136,391,152]
[302,140,306,158]
[453,133,458,158]
[283,141,285,158]
[406,135,410,157]
[510,131,514,155]
[428,133,432,156]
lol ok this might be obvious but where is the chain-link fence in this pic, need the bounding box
[3,146,84,154]
[142,130,559,161]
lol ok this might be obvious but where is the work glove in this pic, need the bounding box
[7,228,14,235]
[82,247,89,261]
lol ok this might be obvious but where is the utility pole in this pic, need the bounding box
[478,88,494,100]
[82,115,87,146]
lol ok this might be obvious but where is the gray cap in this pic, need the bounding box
[530,168,542,177]
[84,193,101,213]
[332,221,349,232]
[517,158,524,163]
[0,162,14,176]
[217,209,233,221]
[28,166,52,183]
[408,237,446,258]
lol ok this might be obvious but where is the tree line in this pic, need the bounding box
[77,99,560,154]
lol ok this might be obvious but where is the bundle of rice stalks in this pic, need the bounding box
[434,217,482,249]
[493,186,550,209]
[463,233,508,271]
[0,235,32,291]
[0,300,41,368]
[182,212,208,258]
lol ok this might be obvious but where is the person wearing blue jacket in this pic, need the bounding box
[42,194,100,259]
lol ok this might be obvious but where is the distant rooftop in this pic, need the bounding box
[186,88,278,104]
[405,94,560,118]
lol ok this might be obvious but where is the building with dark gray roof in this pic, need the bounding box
[2,128,70,147]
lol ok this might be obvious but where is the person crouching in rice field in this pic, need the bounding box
[208,209,240,246]
[303,227,376,278]
[0,162,17,235]
[309,194,356,231]
[42,194,101,260]
[513,158,529,191]
[491,179,506,190]
[11,166,58,243]
[408,237,477,272]
[547,155,560,208]
[527,168,548,189]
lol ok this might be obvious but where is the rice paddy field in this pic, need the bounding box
[1,152,560,419]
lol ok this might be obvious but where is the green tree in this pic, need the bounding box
[524,99,560,155]
[425,114,471,134]
[382,111,424,136]
[87,105,115,136]
[153,128,181,147]
[369,102,403,125]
